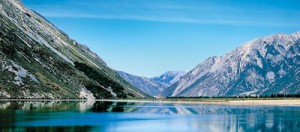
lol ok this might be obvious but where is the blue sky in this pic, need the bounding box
[22,0,300,77]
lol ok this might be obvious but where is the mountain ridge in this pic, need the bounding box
[0,0,148,99]
[118,71,186,97]
[163,32,300,97]
[1,0,299,99]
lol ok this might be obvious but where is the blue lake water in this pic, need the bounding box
[0,101,300,132]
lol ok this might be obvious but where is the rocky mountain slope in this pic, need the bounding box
[164,32,300,97]
[152,71,186,86]
[118,71,185,97]
[0,0,148,99]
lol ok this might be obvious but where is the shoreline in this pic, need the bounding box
[98,99,300,106]
[1,98,300,106]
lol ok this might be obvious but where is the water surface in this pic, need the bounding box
[0,101,299,132]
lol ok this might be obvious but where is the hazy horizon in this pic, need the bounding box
[22,0,300,77]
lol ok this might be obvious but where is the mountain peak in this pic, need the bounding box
[117,70,186,97]
[162,71,186,76]
[292,31,300,38]
[164,31,300,97]
[152,71,186,86]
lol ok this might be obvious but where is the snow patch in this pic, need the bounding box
[266,54,284,64]
[34,58,46,67]
[0,90,11,98]
[79,87,95,100]
[17,35,31,48]
[256,58,263,68]
[239,90,258,96]
[209,57,222,72]
[278,69,286,76]
[240,42,253,60]
[266,72,275,82]
[35,34,74,65]
[2,61,39,86]
[107,87,117,97]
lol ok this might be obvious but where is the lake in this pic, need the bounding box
[0,101,299,132]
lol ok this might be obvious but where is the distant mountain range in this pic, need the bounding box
[1,0,299,99]
[152,71,187,86]
[117,71,186,97]
[163,32,300,97]
[118,32,299,97]
[0,0,148,99]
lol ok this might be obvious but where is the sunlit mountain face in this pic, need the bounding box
[0,0,148,99]
[164,32,300,97]
[118,71,186,97]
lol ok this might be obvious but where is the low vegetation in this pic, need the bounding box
[166,94,300,99]
[162,94,300,102]
[74,62,128,98]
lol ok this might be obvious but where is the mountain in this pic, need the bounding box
[152,71,186,86]
[0,0,148,99]
[163,32,300,97]
[117,71,167,97]
[117,71,186,97]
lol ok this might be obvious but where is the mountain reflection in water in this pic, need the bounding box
[0,101,299,132]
